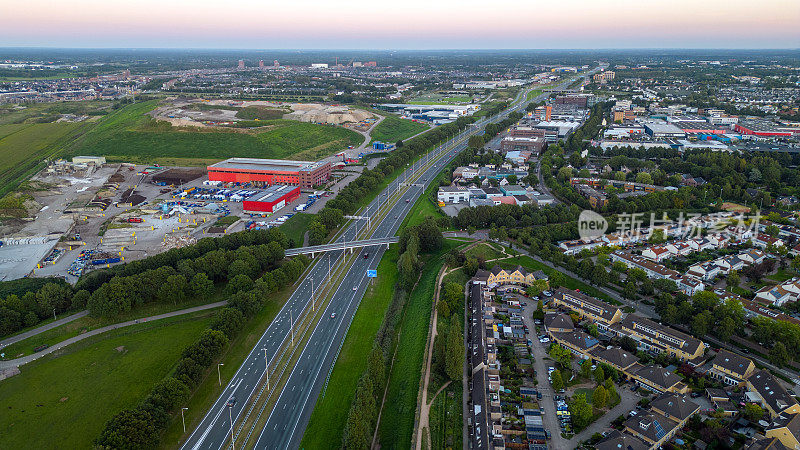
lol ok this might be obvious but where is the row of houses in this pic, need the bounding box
[468,277,549,449]
[548,288,800,449]
[559,211,746,255]
[610,251,707,296]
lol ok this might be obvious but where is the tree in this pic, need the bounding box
[593,385,607,409]
[604,378,618,404]
[549,343,572,369]
[191,273,214,298]
[367,346,385,400]
[593,366,605,385]
[569,393,594,430]
[468,135,484,148]
[727,270,740,289]
[635,172,652,185]
[446,316,464,380]
[580,359,592,379]
[209,307,245,339]
[157,274,188,304]
[226,274,253,295]
[551,369,564,391]
[770,341,789,367]
[743,403,764,422]
[95,406,163,449]
[691,311,711,338]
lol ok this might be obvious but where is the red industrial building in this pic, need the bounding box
[734,122,793,137]
[242,185,300,214]
[207,158,332,188]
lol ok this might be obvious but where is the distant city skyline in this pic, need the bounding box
[1,0,799,49]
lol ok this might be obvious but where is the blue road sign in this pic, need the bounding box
[367,269,377,278]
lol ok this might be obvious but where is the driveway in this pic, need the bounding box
[522,300,570,450]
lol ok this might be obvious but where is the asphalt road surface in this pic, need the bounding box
[182,69,600,450]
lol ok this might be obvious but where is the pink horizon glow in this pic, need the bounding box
[1,0,798,49]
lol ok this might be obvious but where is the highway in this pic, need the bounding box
[181,67,600,450]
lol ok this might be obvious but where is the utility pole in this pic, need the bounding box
[217,363,224,386]
[311,277,315,311]
[290,309,294,348]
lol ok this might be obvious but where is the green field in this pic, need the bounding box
[301,247,399,449]
[68,100,364,165]
[0,313,212,450]
[464,242,506,261]
[279,212,315,247]
[1,290,227,360]
[370,115,430,144]
[526,89,544,101]
[378,240,456,448]
[0,122,83,198]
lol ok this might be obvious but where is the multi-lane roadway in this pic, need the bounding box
[182,68,600,450]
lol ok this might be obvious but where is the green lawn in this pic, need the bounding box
[370,115,430,144]
[526,89,543,101]
[213,215,240,227]
[0,122,83,197]
[68,101,364,165]
[0,312,213,450]
[464,242,506,262]
[301,247,399,449]
[279,212,314,247]
[378,241,456,448]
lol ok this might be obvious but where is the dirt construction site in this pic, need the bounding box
[151,98,378,128]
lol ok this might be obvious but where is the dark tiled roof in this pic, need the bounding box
[712,349,753,378]
[595,430,649,450]
[621,314,703,356]
[635,365,683,391]
[551,329,600,351]
[555,287,621,323]
[544,312,574,331]
[747,437,789,450]
[650,393,700,421]
[590,346,638,370]
[748,370,799,414]
[767,413,800,440]
[624,411,678,444]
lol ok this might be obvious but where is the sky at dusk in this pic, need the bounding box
[1,0,799,49]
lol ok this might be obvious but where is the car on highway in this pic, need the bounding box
[405,199,410,203]
[226,397,236,408]
[352,286,357,291]
[330,313,336,319]
[363,252,369,259]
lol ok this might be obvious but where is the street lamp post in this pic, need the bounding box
[217,363,224,386]
[263,348,270,390]
[311,277,315,311]
[228,405,235,450]
[290,309,294,348]
[181,407,188,433]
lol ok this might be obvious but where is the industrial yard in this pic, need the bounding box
[0,153,364,283]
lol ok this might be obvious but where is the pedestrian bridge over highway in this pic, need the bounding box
[284,236,400,257]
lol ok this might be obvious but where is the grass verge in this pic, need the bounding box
[0,312,213,450]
